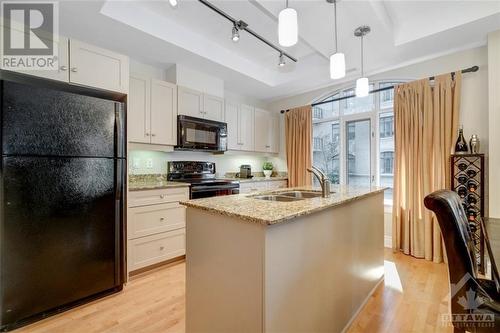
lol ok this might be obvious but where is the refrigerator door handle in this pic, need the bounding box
[115,102,126,159]
[115,158,126,284]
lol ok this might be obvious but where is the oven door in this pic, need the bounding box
[190,184,239,199]
[176,115,227,152]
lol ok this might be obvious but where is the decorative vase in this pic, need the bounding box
[263,170,272,178]
[469,135,480,154]
[454,127,468,154]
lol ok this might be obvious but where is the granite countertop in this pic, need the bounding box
[180,185,386,225]
[223,176,288,183]
[128,174,190,191]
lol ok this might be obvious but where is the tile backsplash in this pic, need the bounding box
[128,150,286,177]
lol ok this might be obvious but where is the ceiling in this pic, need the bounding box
[58,0,500,102]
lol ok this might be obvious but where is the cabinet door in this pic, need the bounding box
[128,75,151,144]
[239,104,255,151]
[69,39,129,93]
[225,101,240,150]
[177,86,203,118]
[7,37,69,82]
[254,108,270,152]
[151,80,177,145]
[270,113,280,153]
[203,94,224,121]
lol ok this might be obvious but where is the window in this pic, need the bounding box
[380,115,394,138]
[312,81,403,205]
[380,152,394,174]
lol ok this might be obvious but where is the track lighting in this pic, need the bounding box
[328,0,345,79]
[279,53,286,67]
[278,0,298,47]
[354,25,370,97]
[169,0,178,8]
[231,25,240,42]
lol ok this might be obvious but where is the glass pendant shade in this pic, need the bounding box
[329,52,345,79]
[355,77,369,97]
[278,8,298,47]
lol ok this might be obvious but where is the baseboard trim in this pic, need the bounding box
[341,277,384,333]
[384,235,392,248]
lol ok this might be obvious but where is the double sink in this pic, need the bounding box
[250,190,324,202]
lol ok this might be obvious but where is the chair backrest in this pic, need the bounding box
[424,190,479,314]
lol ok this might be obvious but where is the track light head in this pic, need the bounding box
[278,53,286,67]
[232,25,240,42]
[168,0,178,8]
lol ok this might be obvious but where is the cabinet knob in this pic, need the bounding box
[266,145,271,148]
[145,133,150,137]
[160,246,165,251]
[160,194,166,199]
[160,217,165,221]
[60,65,68,71]
[70,67,77,73]
[151,133,156,137]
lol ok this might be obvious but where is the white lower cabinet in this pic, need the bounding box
[128,229,186,272]
[128,187,189,273]
[239,180,288,194]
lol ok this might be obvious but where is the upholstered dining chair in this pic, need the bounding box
[424,190,500,333]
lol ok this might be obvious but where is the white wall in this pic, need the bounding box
[267,46,489,243]
[488,31,500,218]
[130,59,167,80]
[166,64,224,97]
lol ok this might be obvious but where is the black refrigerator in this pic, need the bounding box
[0,78,126,331]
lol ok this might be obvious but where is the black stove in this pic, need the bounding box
[167,161,239,199]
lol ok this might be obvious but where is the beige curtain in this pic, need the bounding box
[285,106,312,187]
[392,73,462,263]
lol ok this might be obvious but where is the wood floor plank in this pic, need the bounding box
[17,249,452,333]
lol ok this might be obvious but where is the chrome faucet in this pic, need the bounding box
[307,166,331,198]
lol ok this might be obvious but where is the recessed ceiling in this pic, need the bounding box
[57,0,500,101]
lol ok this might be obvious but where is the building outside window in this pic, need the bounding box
[312,81,402,204]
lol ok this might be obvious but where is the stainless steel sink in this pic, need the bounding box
[251,195,303,202]
[279,191,323,199]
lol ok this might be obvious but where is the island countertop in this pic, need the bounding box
[180,185,385,225]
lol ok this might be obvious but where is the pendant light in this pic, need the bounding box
[354,25,370,97]
[328,0,345,79]
[168,0,178,8]
[278,0,298,47]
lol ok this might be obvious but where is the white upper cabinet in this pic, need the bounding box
[239,104,255,151]
[129,76,177,146]
[225,101,240,150]
[8,37,70,82]
[178,86,204,118]
[69,40,129,93]
[128,74,151,144]
[150,80,177,146]
[7,37,129,94]
[178,86,224,122]
[254,108,280,153]
[203,94,224,122]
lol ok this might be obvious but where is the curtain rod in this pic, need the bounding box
[280,65,479,113]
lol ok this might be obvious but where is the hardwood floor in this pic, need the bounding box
[18,249,452,333]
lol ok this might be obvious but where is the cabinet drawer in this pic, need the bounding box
[129,187,189,207]
[128,229,185,271]
[129,203,185,239]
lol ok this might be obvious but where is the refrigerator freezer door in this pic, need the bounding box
[1,81,124,158]
[0,156,122,328]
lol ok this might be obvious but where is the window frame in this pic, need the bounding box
[311,80,405,205]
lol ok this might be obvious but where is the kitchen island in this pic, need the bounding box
[181,185,386,333]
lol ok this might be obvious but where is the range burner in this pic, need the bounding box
[167,161,239,199]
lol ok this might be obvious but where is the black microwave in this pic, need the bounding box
[175,115,227,152]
